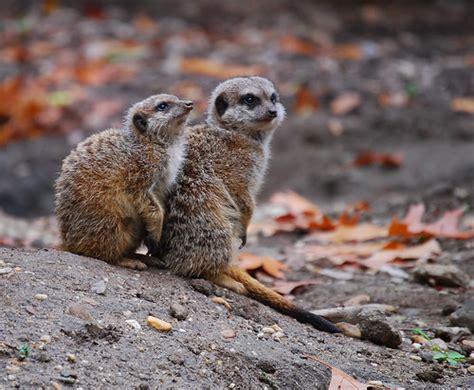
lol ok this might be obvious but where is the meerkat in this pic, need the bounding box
[149,77,340,333]
[55,94,193,270]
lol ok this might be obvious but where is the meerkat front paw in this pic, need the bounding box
[117,258,148,270]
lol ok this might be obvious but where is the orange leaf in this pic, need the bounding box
[308,223,388,243]
[330,44,364,61]
[303,354,369,390]
[451,97,474,114]
[353,151,403,168]
[330,92,361,115]
[271,279,322,295]
[239,252,288,279]
[180,58,263,79]
[362,239,441,270]
[389,204,474,239]
[280,36,317,56]
[270,191,322,216]
[293,84,319,113]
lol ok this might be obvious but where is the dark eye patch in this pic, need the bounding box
[241,94,259,107]
[156,102,169,111]
[270,93,278,104]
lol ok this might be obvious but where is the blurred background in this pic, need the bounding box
[0,0,473,241]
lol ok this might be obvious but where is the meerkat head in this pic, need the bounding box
[126,94,193,142]
[207,76,285,141]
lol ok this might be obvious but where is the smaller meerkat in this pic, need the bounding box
[151,77,339,333]
[55,94,193,270]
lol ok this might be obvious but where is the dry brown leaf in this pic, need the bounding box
[303,354,370,390]
[389,204,474,239]
[271,279,322,295]
[331,92,361,115]
[293,84,319,113]
[451,97,474,114]
[307,223,388,243]
[239,252,288,279]
[330,44,364,61]
[270,191,322,216]
[180,58,263,79]
[353,151,403,168]
[362,239,441,270]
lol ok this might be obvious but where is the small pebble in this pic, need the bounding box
[272,331,285,341]
[221,329,236,339]
[261,327,275,335]
[67,354,76,363]
[271,324,283,332]
[126,319,142,331]
[431,338,448,351]
[65,303,93,322]
[34,293,48,301]
[0,267,13,275]
[168,353,185,365]
[90,280,106,295]
[40,335,51,343]
[412,343,422,350]
[147,316,172,332]
[7,375,16,381]
[409,354,422,361]
[169,303,188,320]
[468,365,474,373]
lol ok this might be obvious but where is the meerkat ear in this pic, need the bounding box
[214,93,228,117]
[132,112,147,133]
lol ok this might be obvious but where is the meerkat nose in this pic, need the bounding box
[183,101,194,109]
[268,110,277,118]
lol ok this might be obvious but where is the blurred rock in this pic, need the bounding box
[450,300,474,332]
[356,308,402,348]
[413,264,468,288]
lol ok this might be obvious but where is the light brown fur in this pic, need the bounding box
[150,78,340,333]
[55,94,192,269]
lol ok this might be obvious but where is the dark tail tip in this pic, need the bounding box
[284,306,341,333]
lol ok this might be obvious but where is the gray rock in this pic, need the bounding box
[419,351,434,363]
[188,279,215,297]
[91,280,106,295]
[169,303,188,320]
[168,353,185,365]
[433,326,470,342]
[413,264,468,288]
[65,303,94,322]
[449,300,474,332]
[416,368,443,383]
[356,308,402,348]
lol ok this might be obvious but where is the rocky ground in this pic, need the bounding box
[1,1,474,389]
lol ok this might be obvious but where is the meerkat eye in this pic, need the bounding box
[156,102,169,111]
[242,94,258,107]
[270,93,278,104]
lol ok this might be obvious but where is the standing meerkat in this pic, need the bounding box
[55,94,193,270]
[150,77,339,333]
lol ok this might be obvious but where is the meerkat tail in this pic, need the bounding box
[224,265,341,334]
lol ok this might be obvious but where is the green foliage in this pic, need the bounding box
[17,343,29,361]
[432,351,465,366]
[412,328,431,341]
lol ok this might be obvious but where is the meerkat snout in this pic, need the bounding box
[126,94,194,140]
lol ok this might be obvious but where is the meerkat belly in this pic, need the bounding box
[165,137,186,189]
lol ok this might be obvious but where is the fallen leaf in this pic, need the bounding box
[180,58,263,79]
[303,354,369,390]
[270,191,322,216]
[307,223,388,243]
[330,92,361,115]
[352,151,403,168]
[451,97,474,114]
[271,279,322,295]
[330,44,364,61]
[362,239,441,270]
[239,252,288,279]
[389,204,474,239]
[280,36,317,56]
[293,84,319,113]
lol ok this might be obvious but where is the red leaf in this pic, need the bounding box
[353,151,403,168]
